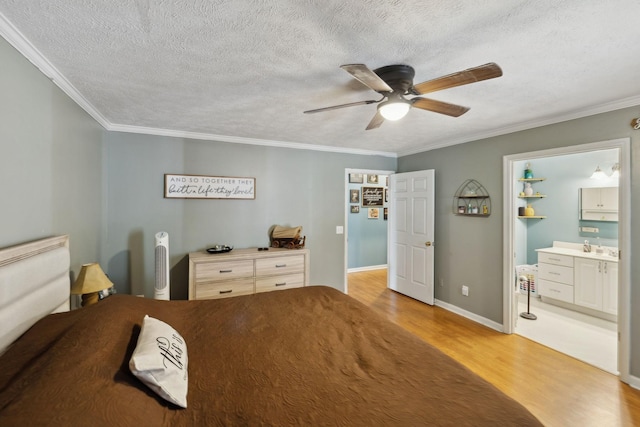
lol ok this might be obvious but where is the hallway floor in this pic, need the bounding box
[515,294,617,374]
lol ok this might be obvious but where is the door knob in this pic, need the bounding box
[425,241,432,247]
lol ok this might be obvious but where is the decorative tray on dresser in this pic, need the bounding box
[188,247,310,300]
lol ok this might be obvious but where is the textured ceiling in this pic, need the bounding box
[1,1,640,156]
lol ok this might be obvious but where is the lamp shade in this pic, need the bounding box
[71,263,114,295]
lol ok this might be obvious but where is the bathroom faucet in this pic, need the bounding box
[595,237,604,254]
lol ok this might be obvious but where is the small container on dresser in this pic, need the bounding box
[188,247,310,300]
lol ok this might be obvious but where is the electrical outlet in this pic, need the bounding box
[462,285,469,296]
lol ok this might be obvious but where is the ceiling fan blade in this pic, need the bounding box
[341,64,393,93]
[303,99,379,114]
[365,110,385,130]
[411,63,503,95]
[412,97,470,117]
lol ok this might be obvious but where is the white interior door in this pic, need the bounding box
[388,170,435,304]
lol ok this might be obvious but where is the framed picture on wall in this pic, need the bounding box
[384,207,388,220]
[350,189,360,203]
[351,205,360,213]
[368,208,380,219]
[362,187,384,206]
[349,173,364,183]
[367,174,379,184]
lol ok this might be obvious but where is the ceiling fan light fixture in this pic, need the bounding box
[378,100,411,121]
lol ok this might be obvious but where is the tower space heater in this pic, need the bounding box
[154,232,170,300]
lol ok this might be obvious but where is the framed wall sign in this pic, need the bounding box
[368,208,380,219]
[164,174,255,199]
[361,186,384,206]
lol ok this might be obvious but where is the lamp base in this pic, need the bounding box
[519,312,537,320]
[81,292,100,307]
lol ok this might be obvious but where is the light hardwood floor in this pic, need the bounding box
[347,269,640,427]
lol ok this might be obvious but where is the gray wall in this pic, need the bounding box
[0,37,104,276]
[398,108,640,377]
[102,132,396,298]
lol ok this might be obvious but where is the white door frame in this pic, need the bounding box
[343,168,395,294]
[502,138,630,383]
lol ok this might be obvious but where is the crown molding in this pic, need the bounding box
[108,123,398,158]
[1,11,395,158]
[0,12,112,129]
[3,10,636,160]
[398,95,640,157]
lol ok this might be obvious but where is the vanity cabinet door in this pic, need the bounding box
[602,262,618,315]
[574,258,603,311]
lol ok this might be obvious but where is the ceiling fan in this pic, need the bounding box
[304,62,502,130]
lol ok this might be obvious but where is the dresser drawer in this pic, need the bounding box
[194,278,254,300]
[256,255,305,276]
[195,260,254,281]
[538,279,574,303]
[538,262,574,285]
[188,248,309,300]
[255,273,305,293]
[538,252,574,268]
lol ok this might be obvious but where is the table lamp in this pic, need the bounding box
[71,263,115,307]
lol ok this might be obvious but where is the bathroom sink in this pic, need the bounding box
[536,242,618,262]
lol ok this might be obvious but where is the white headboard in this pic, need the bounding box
[0,235,70,353]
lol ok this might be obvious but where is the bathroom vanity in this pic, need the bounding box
[536,241,618,320]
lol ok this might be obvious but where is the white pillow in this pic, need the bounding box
[129,315,188,408]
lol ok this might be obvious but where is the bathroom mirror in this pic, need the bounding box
[579,187,618,222]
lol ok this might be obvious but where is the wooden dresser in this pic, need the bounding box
[188,248,309,300]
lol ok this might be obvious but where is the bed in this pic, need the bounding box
[0,235,541,426]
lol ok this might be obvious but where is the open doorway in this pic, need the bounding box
[503,138,630,381]
[343,168,394,294]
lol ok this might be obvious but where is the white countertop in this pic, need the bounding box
[536,241,618,262]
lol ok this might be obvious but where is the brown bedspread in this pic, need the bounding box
[0,286,541,426]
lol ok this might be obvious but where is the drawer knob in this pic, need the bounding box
[219,290,232,294]
[275,282,287,287]
[220,269,232,273]
[275,264,287,268]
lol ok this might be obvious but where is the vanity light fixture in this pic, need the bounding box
[610,162,620,179]
[590,165,606,180]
